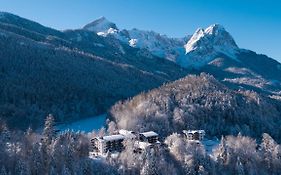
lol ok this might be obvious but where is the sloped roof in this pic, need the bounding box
[102,134,125,141]
[140,131,158,138]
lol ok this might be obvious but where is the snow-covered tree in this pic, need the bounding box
[42,114,55,145]
[260,133,281,174]
[107,121,118,134]
[141,148,158,175]
[215,136,228,164]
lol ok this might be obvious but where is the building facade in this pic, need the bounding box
[91,134,125,155]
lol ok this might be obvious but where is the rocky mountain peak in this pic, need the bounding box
[83,16,118,33]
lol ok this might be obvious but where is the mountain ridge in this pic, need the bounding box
[83,17,280,67]
[82,16,281,93]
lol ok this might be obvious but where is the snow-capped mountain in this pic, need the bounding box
[185,24,238,55]
[179,24,239,68]
[83,17,240,68]
[82,17,281,92]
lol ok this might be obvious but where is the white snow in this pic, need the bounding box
[184,28,205,53]
[223,77,268,89]
[119,129,136,139]
[205,24,225,35]
[120,24,238,68]
[140,131,158,137]
[56,114,106,133]
[129,38,138,47]
[102,134,125,141]
[182,24,239,68]
[123,29,186,62]
[97,27,118,37]
[84,17,187,62]
[185,130,205,134]
[224,67,257,76]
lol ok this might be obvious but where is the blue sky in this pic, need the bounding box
[0,0,280,62]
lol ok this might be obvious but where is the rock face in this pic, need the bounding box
[83,16,118,33]
[181,24,239,68]
[83,17,189,62]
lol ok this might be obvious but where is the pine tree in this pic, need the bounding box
[107,121,117,134]
[260,133,279,173]
[215,136,228,166]
[42,114,55,145]
[41,114,56,175]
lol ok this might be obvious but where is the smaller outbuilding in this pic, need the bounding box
[183,130,205,141]
[138,131,159,143]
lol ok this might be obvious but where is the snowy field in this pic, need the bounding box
[56,114,106,133]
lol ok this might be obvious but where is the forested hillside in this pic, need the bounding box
[0,12,187,129]
[110,73,281,141]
